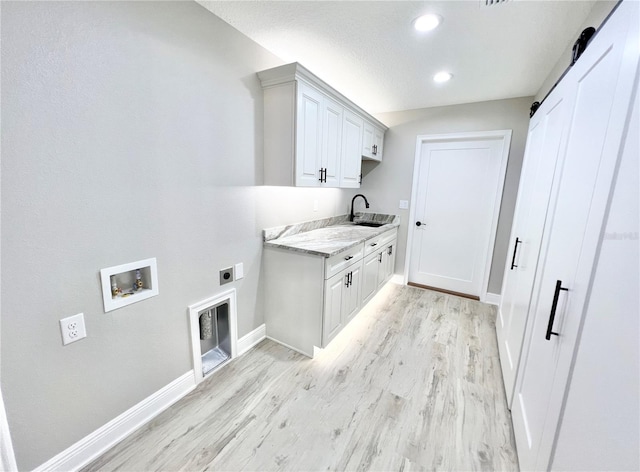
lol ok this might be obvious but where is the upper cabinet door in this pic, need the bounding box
[321,96,343,187]
[341,110,363,188]
[362,121,375,158]
[295,82,324,187]
[362,122,384,162]
[373,127,384,160]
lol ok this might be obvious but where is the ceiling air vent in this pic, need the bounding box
[481,0,508,6]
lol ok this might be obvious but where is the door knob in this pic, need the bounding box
[415,221,423,227]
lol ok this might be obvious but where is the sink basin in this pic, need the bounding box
[354,221,386,228]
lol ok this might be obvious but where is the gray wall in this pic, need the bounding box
[353,97,533,295]
[0,2,349,469]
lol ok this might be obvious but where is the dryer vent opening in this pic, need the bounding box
[189,289,238,384]
[199,302,231,375]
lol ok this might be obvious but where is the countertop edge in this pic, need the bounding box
[263,223,399,258]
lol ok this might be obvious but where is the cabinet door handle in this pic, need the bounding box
[546,280,569,340]
[372,144,377,155]
[510,237,521,270]
[345,273,350,287]
[359,173,362,184]
[318,168,324,182]
[388,246,393,256]
[344,255,353,261]
[349,271,353,286]
[378,253,383,263]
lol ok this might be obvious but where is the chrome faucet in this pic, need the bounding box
[350,194,370,221]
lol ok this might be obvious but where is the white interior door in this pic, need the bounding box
[408,131,510,298]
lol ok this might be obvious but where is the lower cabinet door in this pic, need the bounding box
[361,251,380,305]
[343,264,362,323]
[379,243,395,288]
[323,271,346,346]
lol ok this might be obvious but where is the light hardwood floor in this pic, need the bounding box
[84,283,519,471]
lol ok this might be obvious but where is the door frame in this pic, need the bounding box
[403,130,512,303]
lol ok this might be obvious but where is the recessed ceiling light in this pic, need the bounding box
[413,14,442,32]
[433,71,453,83]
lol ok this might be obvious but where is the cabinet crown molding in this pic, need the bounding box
[258,62,388,131]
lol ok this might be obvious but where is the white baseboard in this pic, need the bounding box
[237,324,266,355]
[266,336,314,358]
[34,371,196,472]
[34,323,269,472]
[483,292,502,306]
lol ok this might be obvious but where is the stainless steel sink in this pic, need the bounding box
[354,221,386,228]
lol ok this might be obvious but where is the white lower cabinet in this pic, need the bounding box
[322,262,361,346]
[264,228,397,357]
[362,239,396,305]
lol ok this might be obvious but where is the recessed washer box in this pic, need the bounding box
[100,257,159,312]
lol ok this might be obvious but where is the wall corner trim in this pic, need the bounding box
[484,292,502,306]
[237,324,266,356]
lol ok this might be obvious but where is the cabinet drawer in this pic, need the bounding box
[325,243,364,279]
[364,228,398,256]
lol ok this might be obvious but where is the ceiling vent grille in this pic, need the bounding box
[481,0,509,6]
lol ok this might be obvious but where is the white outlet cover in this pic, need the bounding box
[60,313,87,345]
[399,200,409,209]
[235,262,244,280]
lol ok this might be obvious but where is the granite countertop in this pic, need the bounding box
[263,213,400,257]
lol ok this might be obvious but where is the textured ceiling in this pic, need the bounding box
[199,1,597,113]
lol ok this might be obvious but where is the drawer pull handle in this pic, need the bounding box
[370,243,378,247]
[344,255,354,261]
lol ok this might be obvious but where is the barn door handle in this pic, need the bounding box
[510,237,521,270]
[546,280,569,340]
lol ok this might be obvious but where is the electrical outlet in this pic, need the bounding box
[220,267,234,285]
[60,313,87,346]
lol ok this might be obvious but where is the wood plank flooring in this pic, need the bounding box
[84,283,519,471]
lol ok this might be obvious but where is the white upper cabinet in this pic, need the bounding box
[373,127,384,160]
[296,82,324,187]
[341,109,363,188]
[362,120,384,161]
[258,63,387,187]
[362,121,374,157]
[321,96,343,187]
